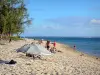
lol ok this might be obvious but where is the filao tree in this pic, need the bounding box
[0,0,31,40]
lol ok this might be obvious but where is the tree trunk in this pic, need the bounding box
[8,32,12,43]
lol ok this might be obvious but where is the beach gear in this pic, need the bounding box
[0,60,16,64]
[7,60,17,64]
[17,44,52,55]
[17,44,30,53]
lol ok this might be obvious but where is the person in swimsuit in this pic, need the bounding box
[73,45,76,50]
[53,41,56,48]
[46,40,50,50]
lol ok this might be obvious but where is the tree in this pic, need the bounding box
[0,0,31,40]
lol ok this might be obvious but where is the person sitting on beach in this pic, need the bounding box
[50,47,56,53]
[45,40,50,50]
[51,41,56,49]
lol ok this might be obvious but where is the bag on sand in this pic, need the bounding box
[8,60,17,64]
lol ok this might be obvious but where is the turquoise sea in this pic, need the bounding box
[26,37,100,57]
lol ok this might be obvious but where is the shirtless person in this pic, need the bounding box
[46,40,50,50]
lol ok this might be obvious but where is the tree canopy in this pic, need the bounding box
[0,0,31,40]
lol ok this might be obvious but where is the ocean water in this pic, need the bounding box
[26,37,100,57]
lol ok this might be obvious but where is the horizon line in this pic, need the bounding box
[21,36,100,38]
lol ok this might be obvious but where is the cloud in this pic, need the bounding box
[45,16,100,26]
[90,19,100,25]
[45,16,91,26]
[43,25,55,29]
[22,16,100,37]
[42,25,63,30]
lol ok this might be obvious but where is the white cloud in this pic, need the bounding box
[90,19,100,25]
[46,16,91,26]
[42,25,62,30]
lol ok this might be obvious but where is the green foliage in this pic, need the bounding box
[0,0,31,40]
[10,36,23,41]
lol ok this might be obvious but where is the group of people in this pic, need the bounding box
[34,39,57,53]
[35,39,76,52]
[45,40,56,53]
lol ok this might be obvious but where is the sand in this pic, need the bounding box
[0,39,100,75]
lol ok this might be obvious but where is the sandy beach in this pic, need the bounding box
[0,39,100,75]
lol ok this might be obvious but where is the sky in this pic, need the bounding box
[22,0,100,37]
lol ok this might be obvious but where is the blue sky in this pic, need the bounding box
[22,0,100,37]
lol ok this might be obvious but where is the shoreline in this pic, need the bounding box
[57,42,100,60]
[0,39,100,75]
[37,38,100,59]
[16,38,100,60]
[27,37,100,58]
